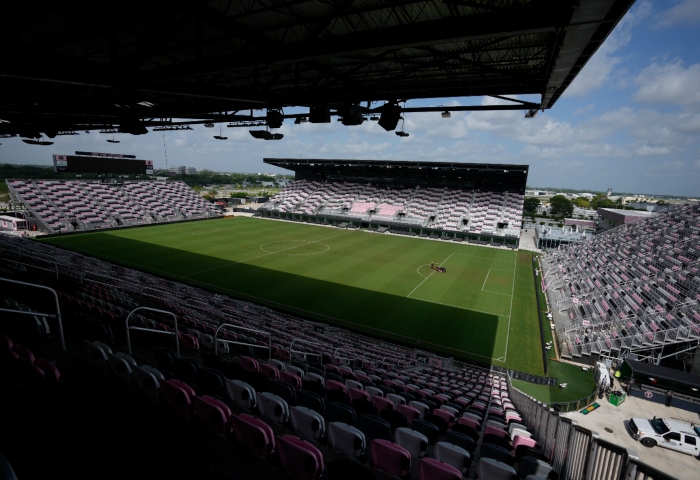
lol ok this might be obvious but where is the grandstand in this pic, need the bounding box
[260,160,527,244]
[541,203,700,362]
[5,179,221,233]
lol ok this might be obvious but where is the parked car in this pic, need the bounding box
[629,417,700,457]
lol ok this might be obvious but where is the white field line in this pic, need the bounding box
[481,269,491,292]
[502,251,518,362]
[407,253,452,298]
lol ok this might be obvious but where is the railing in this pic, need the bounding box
[507,374,675,480]
[0,277,65,351]
[125,307,179,357]
[289,338,324,363]
[214,323,271,359]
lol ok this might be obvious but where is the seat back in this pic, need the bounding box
[380,408,408,431]
[386,393,406,409]
[84,340,109,370]
[259,362,281,381]
[357,414,391,440]
[325,401,356,425]
[518,456,553,479]
[348,387,369,402]
[280,371,302,391]
[480,443,514,466]
[372,395,394,413]
[477,457,517,480]
[445,431,476,454]
[296,390,325,414]
[327,422,366,458]
[277,435,325,480]
[290,406,326,440]
[161,379,193,415]
[192,395,231,434]
[226,378,256,410]
[394,427,428,458]
[239,355,259,372]
[231,413,275,456]
[370,439,411,477]
[397,404,420,425]
[411,419,440,445]
[409,401,429,418]
[435,441,471,473]
[257,391,289,423]
[418,457,462,480]
[133,364,162,398]
[425,412,450,434]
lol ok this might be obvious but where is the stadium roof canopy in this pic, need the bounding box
[1,0,634,138]
[264,158,528,191]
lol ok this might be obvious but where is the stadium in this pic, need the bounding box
[1,2,697,480]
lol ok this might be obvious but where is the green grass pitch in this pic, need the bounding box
[41,217,544,374]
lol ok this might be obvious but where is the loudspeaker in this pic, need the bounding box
[309,106,331,123]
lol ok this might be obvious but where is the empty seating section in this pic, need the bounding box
[541,203,700,358]
[6,179,221,233]
[260,180,524,233]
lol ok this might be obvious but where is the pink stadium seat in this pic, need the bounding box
[418,457,462,480]
[370,439,411,477]
[276,435,325,480]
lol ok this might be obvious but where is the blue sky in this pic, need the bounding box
[1,0,699,197]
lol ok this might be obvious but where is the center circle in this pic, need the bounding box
[260,240,330,256]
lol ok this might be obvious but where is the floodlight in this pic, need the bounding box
[525,109,538,118]
[441,111,451,118]
[213,135,228,140]
[204,123,215,128]
[395,131,409,137]
[249,130,284,140]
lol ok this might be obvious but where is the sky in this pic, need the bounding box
[1,0,699,197]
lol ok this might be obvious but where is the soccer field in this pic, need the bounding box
[41,217,544,373]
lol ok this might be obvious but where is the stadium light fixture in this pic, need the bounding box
[204,123,215,128]
[525,109,538,118]
[249,130,284,140]
[395,131,409,137]
[441,110,451,118]
[137,101,155,107]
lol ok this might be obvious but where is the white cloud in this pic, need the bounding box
[633,61,700,105]
[634,145,671,156]
[653,0,700,29]
[573,104,595,115]
[565,1,652,97]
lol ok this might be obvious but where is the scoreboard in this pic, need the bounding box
[53,152,154,175]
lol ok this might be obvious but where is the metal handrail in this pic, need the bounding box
[125,307,179,357]
[214,323,271,359]
[0,277,65,351]
[333,347,353,365]
[289,338,324,363]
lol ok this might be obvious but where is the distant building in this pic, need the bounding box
[628,201,666,212]
[168,166,196,175]
[564,218,596,232]
[597,208,656,230]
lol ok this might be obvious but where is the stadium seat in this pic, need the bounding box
[394,427,428,458]
[417,457,462,480]
[434,441,471,473]
[290,405,326,440]
[231,413,275,456]
[277,435,325,480]
[357,414,391,440]
[370,439,411,477]
[226,379,256,410]
[327,422,366,458]
[257,391,289,423]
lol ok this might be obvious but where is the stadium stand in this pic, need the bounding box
[260,180,524,236]
[541,203,700,360]
[0,231,675,480]
[6,180,221,233]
